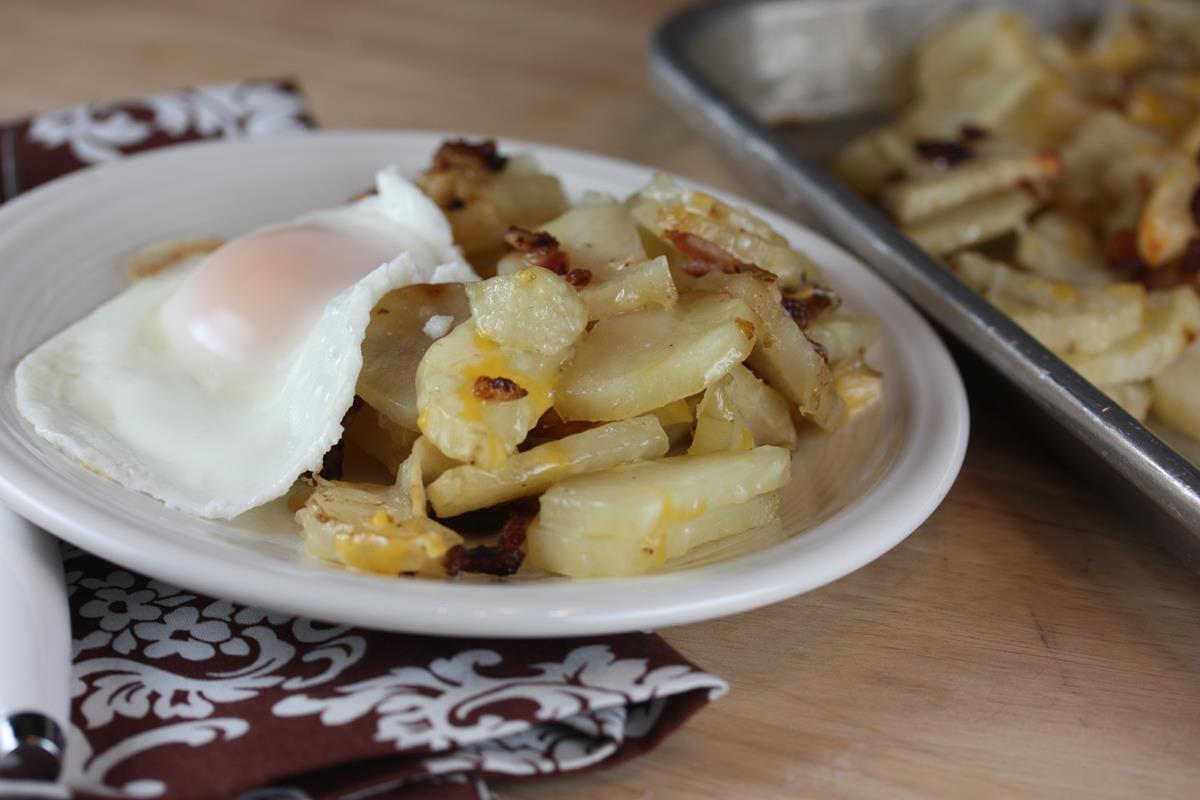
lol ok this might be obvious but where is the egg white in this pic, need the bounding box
[15,168,476,519]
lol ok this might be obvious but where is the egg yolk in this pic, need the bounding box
[162,224,397,365]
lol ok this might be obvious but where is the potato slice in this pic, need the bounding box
[1004,295,1145,356]
[1101,381,1153,422]
[689,376,756,456]
[628,173,824,288]
[419,149,568,273]
[542,202,646,278]
[904,188,1037,255]
[427,415,669,517]
[416,320,564,470]
[579,256,678,320]
[1065,287,1200,385]
[465,268,587,355]
[883,149,1061,223]
[691,365,797,454]
[1058,111,1166,218]
[724,364,798,449]
[657,493,779,563]
[296,469,461,577]
[1015,212,1111,285]
[955,252,1146,355]
[835,127,917,196]
[526,446,790,577]
[1086,4,1157,73]
[806,314,881,367]
[555,291,758,421]
[1000,84,1101,148]
[697,272,843,429]
[1137,157,1200,267]
[913,9,1039,101]
[833,364,885,418]
[1152,343,1200,439]
[358,283,471,431]
[904,61,1047,139]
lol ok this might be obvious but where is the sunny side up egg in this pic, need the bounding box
[15,167,477,519]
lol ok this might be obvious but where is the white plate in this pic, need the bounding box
[0,131,967,637]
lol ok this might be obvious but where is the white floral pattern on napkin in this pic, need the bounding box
[28,81,310,164]
[60,549,726,800]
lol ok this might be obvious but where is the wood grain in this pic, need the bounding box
[2,1,1198,797]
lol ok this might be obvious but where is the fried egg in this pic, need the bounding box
[15,167,476,519]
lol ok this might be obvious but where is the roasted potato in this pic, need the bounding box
[525,446,790,577]
[555,291,759,422]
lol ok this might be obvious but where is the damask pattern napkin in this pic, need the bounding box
[0,81,726,800]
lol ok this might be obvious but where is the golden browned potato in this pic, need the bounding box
[417,140,568,274]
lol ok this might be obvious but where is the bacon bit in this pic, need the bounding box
[318,397,363,480]
[565,268,592,286]
[1186,327,1197,345]
[530,408,597,441]
[665,230,777,281]
[1141,261,1192,291]
[504,226,570,275]
[431,138,507,173]
[959,123,988,142]
[473,375,528,401]
[1105,229,1146,275]
[1191,186,1200,229]
[439,497,538,536]
[781,286,837,329]
[735,318,756,340]
[914,139,972,168]
[1111,234,1200,291]
[1016,179,1044,201]
[443,515,528,577]
[1182,239,1200,274]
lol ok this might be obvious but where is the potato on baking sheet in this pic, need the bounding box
[954,253,1146,355]
[839,5,1200,449]
[1064,287,1200,386]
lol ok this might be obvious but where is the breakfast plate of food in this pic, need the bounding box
[0,131,967,636]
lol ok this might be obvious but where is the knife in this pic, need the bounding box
[0,506,69,782]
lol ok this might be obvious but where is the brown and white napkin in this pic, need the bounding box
[0,81,726,800]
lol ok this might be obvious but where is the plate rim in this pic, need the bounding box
[0,129,969,637]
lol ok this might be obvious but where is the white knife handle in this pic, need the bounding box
[0,506,69,780]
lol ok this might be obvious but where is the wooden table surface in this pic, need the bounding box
[4,1,1199,797]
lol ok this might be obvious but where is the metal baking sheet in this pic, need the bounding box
[651,0,1200,565]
